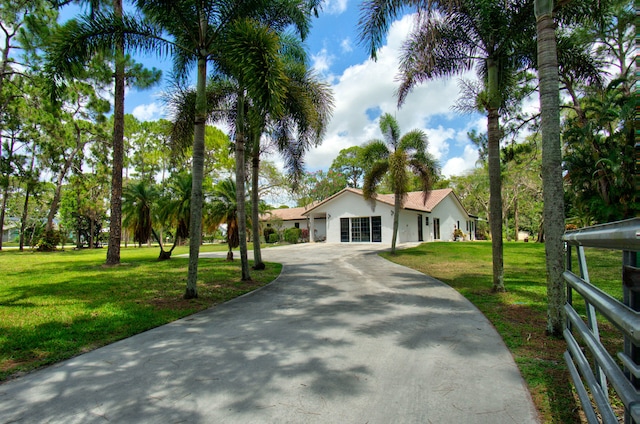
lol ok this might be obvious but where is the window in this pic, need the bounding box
[341,216,381,242]
[371,216,382,242]
[351,217,371,242]
[294,222,300,229]
[340,218,349,242]
[433,218,441,240]
[417,214,423,242]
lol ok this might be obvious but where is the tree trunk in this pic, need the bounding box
[185,53,208,299]
[235,94,251,281]
[486,57,505,292]
[89,218,95,249]
[391,193,401,254]
[106,0,125,265]
[0,184,8,251]
[514,195,519,242]
[251,137,265,270]
[46,145,78,232]
[536,2,566,336]
[19,141,37,251]
[19,187,31,252]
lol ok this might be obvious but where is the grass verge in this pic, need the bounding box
[382,241,623,424]
[0,244,281,382]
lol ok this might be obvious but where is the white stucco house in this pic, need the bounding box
[263,188,476,244]
[261,205,327,241]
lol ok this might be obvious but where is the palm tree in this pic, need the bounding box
[122,180,156,248]
[359,0,534,291]
[49,0,162,266]
[362,113,438,254]
[248,36,334,270]
[48,0,318,297]
[536,0,615,335]
[156,172,192,260]
[167,33,332,276]
[209,178,240,261]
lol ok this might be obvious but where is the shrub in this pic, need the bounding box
[284,227,301,244]
[36,229,63,252]
[300,228,309,242]
[268,233,279,244]
[264,227,276,243]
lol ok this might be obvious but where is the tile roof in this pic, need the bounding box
[261,206,311,221]
[302,187,456,214]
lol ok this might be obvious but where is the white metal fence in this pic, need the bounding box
[563,218,640,424]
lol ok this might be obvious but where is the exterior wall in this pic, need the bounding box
[306,190,476,244]
[264,219,306,232]
[311,218,326,241]
[426,195,474,241]
[320,191,395,244]
[396,210,433,243]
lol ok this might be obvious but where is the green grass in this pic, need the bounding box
[0,244,281,381]
[382,241,623,424]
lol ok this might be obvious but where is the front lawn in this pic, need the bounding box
[0,245,280,382]
[382,241,623,424]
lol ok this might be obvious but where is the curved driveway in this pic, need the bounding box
[0,243,539,423]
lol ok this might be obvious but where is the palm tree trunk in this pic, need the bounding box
[487,58,505,292]
[391,193,401,254]
[185,53,208,299]
[536,0,566,336]
[251,137,265,270]
[106,0,125,265]
[235,94,251,281]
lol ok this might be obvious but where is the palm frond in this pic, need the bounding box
[363,160,389,201]
[358,0,410,60]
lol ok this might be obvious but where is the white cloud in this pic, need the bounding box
[297,14,476,177]
[311,48,335,75]
[132,102,164,121]
[340,37,353,53]
[322,0,348,15]
[441,144,479,178]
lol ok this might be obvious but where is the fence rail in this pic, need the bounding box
[563,218,640,424]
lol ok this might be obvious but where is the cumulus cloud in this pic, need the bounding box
[132,102,164,121]
[296,14,478,178]
[441,144,479,178]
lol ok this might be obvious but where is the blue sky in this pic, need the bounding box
[63,1,487,179]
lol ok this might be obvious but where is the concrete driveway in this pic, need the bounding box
[0,243,539,423]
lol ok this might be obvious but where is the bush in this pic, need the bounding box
[300,228,309,242]
[264,227,276,243]
[284,227,301,244]
[36,229,63,252]
[268,233,279,244]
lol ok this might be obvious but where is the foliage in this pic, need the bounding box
[263,226,276,243]
[268,233,279,244]
[563,80,636,224]
[36,229,62,251]
[295,169,347,207]
[329,145,367,188]
[283,227,301,244]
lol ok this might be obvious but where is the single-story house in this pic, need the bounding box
[261,205,327,241]
[302,188,476,244]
